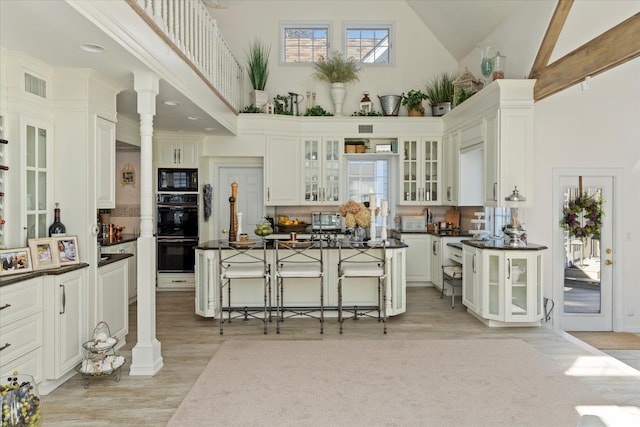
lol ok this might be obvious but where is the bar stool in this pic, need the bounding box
[274,239,324,333]
[337,239,387,334]
[218,239,270,335]
[441,264,463,308]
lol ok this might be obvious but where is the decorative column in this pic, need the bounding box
[130,72,163,376]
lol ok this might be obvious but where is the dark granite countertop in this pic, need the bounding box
[98,253,133,268]
[99,234,138,247]
[0,263,90,288]
[393,229,474,237]
[196,238,407,250]
[462,240,548,251]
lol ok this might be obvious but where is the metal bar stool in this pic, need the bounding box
[337,239,387,334]
[441,265,463,308]
[274,239,324,333]
[218,239,270,335]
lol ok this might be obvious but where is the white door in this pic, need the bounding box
[555,174,614,331]
[217,166,264,240]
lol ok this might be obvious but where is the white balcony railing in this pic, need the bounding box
[131,0,244,112]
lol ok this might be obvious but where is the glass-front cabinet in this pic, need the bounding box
[399,137,440,204]
[302,138,343,204]
[26,123,49,239]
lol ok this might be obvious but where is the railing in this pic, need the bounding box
[130,0,243,112]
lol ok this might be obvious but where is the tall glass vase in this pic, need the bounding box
[0,373,42,426]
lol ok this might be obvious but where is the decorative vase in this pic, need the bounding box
[408,107,423,117]
[0,373,42,426]
[250,90,269,109]
[330,82,346,116]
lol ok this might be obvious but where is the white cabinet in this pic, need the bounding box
[155,139,199,168]
[301,138,343,204]
[101,241,137,301]
[442,131,459,205]
[96,117,116,209]
[430,236,442,288]
[97,259,129,346]
[0,278,43,383]
[462,242,545,326]
[42,267,87,382]
[462,245,479,313]
[400,137,441,204]
[264,136,300,205]
[397,233,431,283]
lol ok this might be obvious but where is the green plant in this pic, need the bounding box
[273,95,292,115]
[425,72,457,105]
[455,88,474,106]
[351,109,383,117]
[313,51,361,84]
[246,39,270,90]
[303,105,334,116]
[401,89,428,113]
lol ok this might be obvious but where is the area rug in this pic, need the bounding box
[568,331,640,350]
[168,339,608,427]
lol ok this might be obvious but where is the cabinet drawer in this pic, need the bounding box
[0,347,43,384]
[0,278,43,327]
[0,312,43,366]
[448,247,463,264]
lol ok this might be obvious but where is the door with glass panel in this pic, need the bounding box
[25,123,50,240]
[556,175,613,331]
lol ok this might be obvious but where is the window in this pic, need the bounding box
[281,24,329,63]
[345,156,395,225]
[345,25,392,64]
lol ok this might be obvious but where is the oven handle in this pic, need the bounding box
[157,238,199,243]
[157,204,198,208]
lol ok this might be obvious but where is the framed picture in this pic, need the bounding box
[28,238,60,270]
[0,247,33,276]
[53,236,79,265]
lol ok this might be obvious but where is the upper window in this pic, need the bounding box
[345,24,392,64]
[281,24,329,63]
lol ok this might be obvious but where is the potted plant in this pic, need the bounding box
[246,39,271,109]
[402,89,428,116]
[313,51,361,116]
[425,72,457,116]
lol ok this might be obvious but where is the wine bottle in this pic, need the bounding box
[48,202,67,236]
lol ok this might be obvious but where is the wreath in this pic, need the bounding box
[561,194,603,239]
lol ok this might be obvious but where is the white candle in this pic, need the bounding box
[369,194,376,209]
[381,200,388,213]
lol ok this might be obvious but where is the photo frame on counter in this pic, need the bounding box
[28,238,60,270]
[54,235,79,265]
[0,247,33,276]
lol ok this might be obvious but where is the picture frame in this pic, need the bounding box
[53,236,80,265]
[0,247,33,276]
[28,238,60,270]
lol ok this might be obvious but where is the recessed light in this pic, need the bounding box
[80,43,105,54]
[187,116,200,120]
[163,100,180,106]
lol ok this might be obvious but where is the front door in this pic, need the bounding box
[217,166,264,240]
[555,174,614,331]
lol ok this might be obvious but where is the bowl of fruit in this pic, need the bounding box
[254,219,273,237]
[277,218,308,233]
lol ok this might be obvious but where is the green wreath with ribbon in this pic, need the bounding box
[561,194,603,239]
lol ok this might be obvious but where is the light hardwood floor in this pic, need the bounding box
[41,287,640,426]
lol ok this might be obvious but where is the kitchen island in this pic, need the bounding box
[194,239,407,319]
[461,240,548,327]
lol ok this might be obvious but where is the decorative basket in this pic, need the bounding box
[277,223,309,233]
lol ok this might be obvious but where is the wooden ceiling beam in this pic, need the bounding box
[534,12,640,101]
[529,0,574,80]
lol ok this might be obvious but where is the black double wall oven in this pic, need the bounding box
[156,192,199,273]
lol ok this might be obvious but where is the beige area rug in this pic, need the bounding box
[568,332,640,350]
[168,339,607,427]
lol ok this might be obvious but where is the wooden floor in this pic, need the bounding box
[41,287,640,426]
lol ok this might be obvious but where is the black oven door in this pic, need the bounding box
[157,238,198,273]
[156,205,198,238]
[158,168,198,192]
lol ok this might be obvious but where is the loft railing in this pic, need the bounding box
[129,0,243,113]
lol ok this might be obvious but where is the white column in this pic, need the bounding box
[130,72,163,376]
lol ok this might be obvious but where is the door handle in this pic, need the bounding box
[0,303,10,311]
[0,343,10,352]
[605,259,613,265]
[221,229,228,234]
[60,284,66,315]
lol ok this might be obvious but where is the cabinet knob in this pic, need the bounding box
[604,259,613,265]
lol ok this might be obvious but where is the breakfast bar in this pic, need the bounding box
[194,239,408,320]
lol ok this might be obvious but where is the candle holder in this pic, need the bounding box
[381,212,388,241]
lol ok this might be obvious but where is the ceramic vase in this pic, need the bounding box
[250,90,269,109]
[330,82,346,116]
[0,374,42,426]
